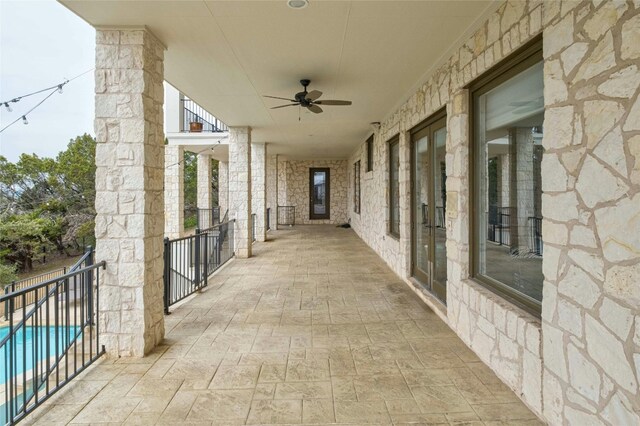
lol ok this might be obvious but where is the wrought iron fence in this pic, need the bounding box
[3,267,68,320]
[163,220,235,314]
[0,248,105,425]
[528,216,543,256]
[277,206,295,226]
[266,208,271,231]
[196,207,221,230]
[182,98,228,133]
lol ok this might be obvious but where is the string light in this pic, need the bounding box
[0,68,93,134]
[3,102,12,112]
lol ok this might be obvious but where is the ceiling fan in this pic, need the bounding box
[264,79,352,114]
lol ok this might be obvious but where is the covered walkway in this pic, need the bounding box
[27,226,540,425]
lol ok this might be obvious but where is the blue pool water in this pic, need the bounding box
[0,326,79,386]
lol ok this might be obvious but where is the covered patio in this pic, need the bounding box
[25,226,539,425]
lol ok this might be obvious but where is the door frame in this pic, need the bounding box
[309,168,331,220]
[410,108,447,302]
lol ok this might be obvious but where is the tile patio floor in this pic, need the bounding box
[26,225,543,425]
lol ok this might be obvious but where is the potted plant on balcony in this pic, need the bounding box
[189,121,203,132]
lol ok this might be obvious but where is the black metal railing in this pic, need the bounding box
[528,216,543,256]
[3,268,68,321]
[251,214,256,243]
[163,220,235,313]
[182,98,228,133]
[488,206,512,246]
[277,206,295,226]
[266,208,271,231]
[196,207,221,230]
[0,248,105,425]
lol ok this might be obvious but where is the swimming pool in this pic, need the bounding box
[0,326,80,386]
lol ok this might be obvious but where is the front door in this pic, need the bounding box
[309,168,330,220]
[411,114,447,303]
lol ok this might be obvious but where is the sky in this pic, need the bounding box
[0,0,95,162]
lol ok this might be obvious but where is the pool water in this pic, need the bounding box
[0,326,79,386]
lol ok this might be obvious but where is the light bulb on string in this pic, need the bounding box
[58,85,63,94]
[22,116,28,125]
[3,103,11,112]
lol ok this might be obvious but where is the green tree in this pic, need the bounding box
[0,214,58,272]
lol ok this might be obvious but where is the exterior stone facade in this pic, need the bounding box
[228,127,252,258]
[164,145,183,239]
[347,1,640,424]
[94,28,166,357]
[251,143,267,242]
[196,153,212,210]
[276,159,348,225]
[266,154,278,231]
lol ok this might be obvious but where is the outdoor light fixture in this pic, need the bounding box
[22,116,28,125]
[287,0,308,9]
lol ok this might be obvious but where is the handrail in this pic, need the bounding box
[0,262,104,351]
[1,248,105,425]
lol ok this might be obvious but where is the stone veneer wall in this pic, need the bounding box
[266,154,278,230]
[279,159,348,225]
[94,28,166,357]
[347,1,640,424]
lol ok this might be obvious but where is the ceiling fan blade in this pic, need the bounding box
[271,104,299,109]
[264,95,297,102]
[307,104,323,114]
[306,90,322,101]
[314,100,352,106]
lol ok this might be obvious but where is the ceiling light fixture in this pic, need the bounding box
[287,0,308,9]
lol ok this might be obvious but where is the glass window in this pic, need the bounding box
[366,135,374,172]
[472,45,544,313]
[354,160,361,214]
[389,137,400,238]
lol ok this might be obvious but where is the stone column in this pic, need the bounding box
[251,143,267,242]
[267,154,278,231]
[164,145,184,239]
[218,161,229,216]
[197,153,212,210]
[94,28,165,357]
[229,127,252,258]
[509,128,535,255]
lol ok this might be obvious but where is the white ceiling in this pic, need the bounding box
[60,0,499,158]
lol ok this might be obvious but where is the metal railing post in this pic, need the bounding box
[194,228,201,286]
[86,246,94,325]
[203,233,208,288]
[163,237,171,315]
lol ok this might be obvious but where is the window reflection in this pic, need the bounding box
[475,61,544,304]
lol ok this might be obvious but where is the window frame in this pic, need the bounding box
[469,35,543,316]
[354,160,361,214]
[366,135,374,172]
[388,136,400,239]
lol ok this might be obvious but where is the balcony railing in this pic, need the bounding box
[196,207,221,230]
[0,248,105,425]
[277,206,295,227]
[182,98,228,133]
[163,220,235,314]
